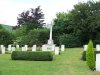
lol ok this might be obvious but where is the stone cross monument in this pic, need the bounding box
[47,24,54,45]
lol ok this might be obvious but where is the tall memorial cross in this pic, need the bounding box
[47,24,54,45]
[50,24,52,40]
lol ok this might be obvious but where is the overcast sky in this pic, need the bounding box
[0,0,99,26]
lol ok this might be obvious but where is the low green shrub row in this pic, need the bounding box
[82,51,100,61]
[11,51,53,61]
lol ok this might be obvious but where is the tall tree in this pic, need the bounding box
[0,24,13,46]
[17,6,45,30]
[53,12,73,35]
[53,12,73,45]
[71,1,100,44]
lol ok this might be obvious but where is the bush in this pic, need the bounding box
[0,50,1,54]
[59,34,81,48]
[5,51,11,54]
[82,51,100,61]
[16,35,29,47]
[82,51,86,61]
[86,40,95,70]
[15,29,49,47]
[27,29,49,46]
[11,51,53,61]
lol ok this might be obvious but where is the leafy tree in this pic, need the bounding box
[71,1,100,44]
[0,29,13,46]
[0,24,13,46]
[27,29,49,46]
[17,6,45,30]
[53,12,73,35]
[53,12,73,45]
[14,26,28,37]
[0,24,5,29]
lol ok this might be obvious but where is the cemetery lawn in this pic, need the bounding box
[0,48,100,75]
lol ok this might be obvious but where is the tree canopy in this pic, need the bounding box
[17,6,45,30]
[53,1,100,46]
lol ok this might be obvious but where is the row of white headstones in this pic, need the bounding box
[83,44,100,72]
[0,45,65,55]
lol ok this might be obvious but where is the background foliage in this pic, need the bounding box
[53,1,100,47]
[1,1,100,47]
[0,25,13,46]
[15,28,49,46]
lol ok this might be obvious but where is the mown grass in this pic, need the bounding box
[0,48,100,75]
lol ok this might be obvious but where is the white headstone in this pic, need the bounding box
[1,47,5,54]
[32,45,36,51]
[55,47,60,55]
[96,45,100,51]
[11,47,15,52]
[0,45,4,48]
[61,45,65,51]
[83,45,88,51]
[8,45,11,51]
[16,45,19,49]
[22,47,26,51]
[52,45,55,51]
[96,54,100,72]
[25,45,28,51]
[42,45,45,51]
[42,45,47,51]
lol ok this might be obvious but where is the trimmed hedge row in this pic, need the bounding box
[11,51,53,61]
[82,51,100,61]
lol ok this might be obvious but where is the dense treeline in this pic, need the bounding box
[53,1,100,47]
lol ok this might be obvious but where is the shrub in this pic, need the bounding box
[0,50,1,54]
[5,51,11,54]
[15,29,49,47]
[82,51,100,61]
[27,29,49,46]
[86,40,95,70]
[81,51,86,61]
[59,34,81,48]
[11,51,53,61]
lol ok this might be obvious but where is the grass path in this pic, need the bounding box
[0,48,100,75]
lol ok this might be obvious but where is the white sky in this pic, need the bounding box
[0,0,99,26]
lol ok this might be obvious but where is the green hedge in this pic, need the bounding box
[0,50,1,54]
[59,34,81,48]
[82,51,100,61]
[11,51,53,61]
